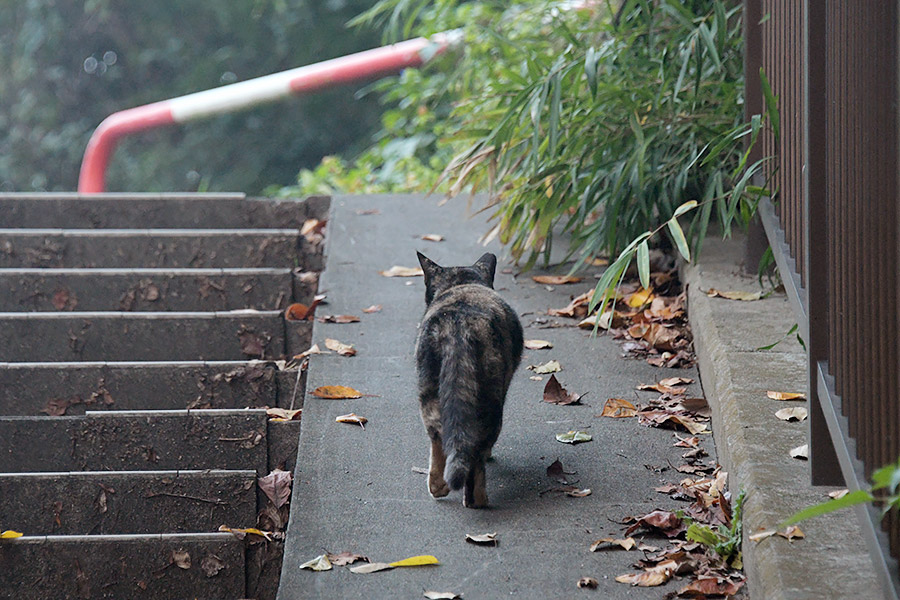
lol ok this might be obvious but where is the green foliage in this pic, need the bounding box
[782,456,900,528]
[0,0,385,192]
[685,489,745,566]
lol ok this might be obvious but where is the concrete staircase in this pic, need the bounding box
[0,193,325,599]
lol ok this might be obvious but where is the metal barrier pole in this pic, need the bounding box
[77,32,460,193]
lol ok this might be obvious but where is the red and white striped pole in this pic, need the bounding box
[77,32,460,193]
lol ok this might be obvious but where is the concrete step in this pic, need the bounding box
[0,361,305,415]
[0,229,307,269]
[0,532,245,599]
[0,469,257,535]
[0,193,329,229]
[0,409,270,474]
[0,267,318,312]
[0,311,311,362]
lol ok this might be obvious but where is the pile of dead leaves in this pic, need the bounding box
[602,377,711,437]
[548,270,695,368]
[594,468,745,598]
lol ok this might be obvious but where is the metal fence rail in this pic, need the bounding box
[746,1,900,597]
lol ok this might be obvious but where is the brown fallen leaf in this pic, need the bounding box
[590,537,636,552]
[767,390,806,401]
[599,398,638,418]
[775,407,808,422]
[421,234,445,242]
[362,304,383,313]
[615,570,670,587]
[465,532,498,546]
[548,291,592,318]
[200,554,226,577]
[660,376,693,387]
[379,265,424,277]
[258,468,293,509]
[624,510,685,538]
[326,551,369,566]
[171,549,191,569]
[577,577,599,589]
[52,288,77,311]
[284,294,326,321]
[679,577,744,596]
[335,413,367,428]
[778,525,805,542]
[674,434,700,448]
[301,218,327,238]
[311,385,363,399]
[546,458,577,484]
[705,288,763,301]
[749,529,777,543]
[532,275,582,285]
[524,339,553,350]
[543,374,582,405]
[636,382,687,395]
[325,338,357,357]
[317,314,361,324]
[638,411,708,435]
[266,407,302,421]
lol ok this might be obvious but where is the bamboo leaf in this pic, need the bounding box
[667,217,691,262]
[637,240,650,290]
[780,489,875,527]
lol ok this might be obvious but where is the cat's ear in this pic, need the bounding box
[417,251,440,280]
[473,252,497,286]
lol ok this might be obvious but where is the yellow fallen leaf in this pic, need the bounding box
[311,385,363,399]
[389,555,439,567]
[705,288,763,301]
[615,570,670,586]
[299,554,333,571]
[626,287,654,308]
[766,391,807,401]
[218,525,275,541]
[524,339,553,350]
[379,266,424,277]
[0,530,23,539]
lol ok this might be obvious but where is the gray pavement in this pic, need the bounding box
[278,195,717,599]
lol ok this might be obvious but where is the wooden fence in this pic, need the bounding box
[745,1,899,596]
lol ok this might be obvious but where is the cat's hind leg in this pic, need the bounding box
[428,435,450,498]
[462,459,488,508]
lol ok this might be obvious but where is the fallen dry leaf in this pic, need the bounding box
[325,338,357,357]
[790,444,809,460]
[1,530,23,539]
[543,375,582,406]
[326,552,368,566]
[778,525,805,542]
[379,265,424,277]
[335,413,368,428]
[749,529,777,543]
[362,304,383,313]
[532,275,582,285]
[767,390,807,401]
[258,468,293,509]
[577,577,599,589]
[301,218,326,238]
[561,486,592,497]
[528,360,562,374]
[52,288,77,311]
[284,294,326,321]
[829,489,850,500]
[171,549,191,570]
[775,407,808,422]
[546,458,577,484]
[660,376,693,387]
[299,554,333,571]
[424,592,459,600]
[705,288,763,301]
[679,577,744,596]
[556,430,592,444]
[590,537,637,552]
[421,234,444,242]
[318,314,361,324]
[638,411,709,435]
[625,510,685,538]
[626,287,655,308]
[548,291,592,318]
[524,339,553,350]
[266,407,302,421]
[350,562,393,574]
[311,385,363,399]
[615,570,670,587]
[636,382,687,395]
[218,525,277,542]
[390,555,439,567]
[465,532,498,546]
[600,398,638,418]
[200,554,226,578]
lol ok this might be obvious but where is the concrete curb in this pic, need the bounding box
[685,234,884,599]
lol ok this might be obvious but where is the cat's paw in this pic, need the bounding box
[429,477,450,498]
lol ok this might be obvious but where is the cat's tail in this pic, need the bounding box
[438,337,479,491]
